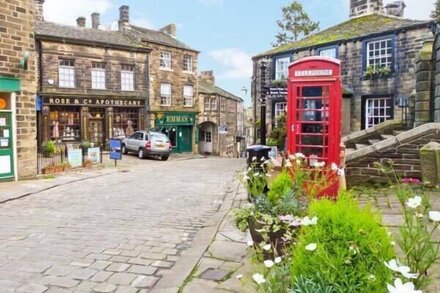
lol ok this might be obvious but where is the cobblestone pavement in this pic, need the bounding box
[0,157,244,292]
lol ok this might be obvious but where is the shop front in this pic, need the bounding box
[0,77,19,181]
[154,112,196,153]
[40,96,146,149]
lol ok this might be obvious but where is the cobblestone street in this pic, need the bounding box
[0,157,244,292]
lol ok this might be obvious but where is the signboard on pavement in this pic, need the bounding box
[109,139,122,160]
[67,149,82,167]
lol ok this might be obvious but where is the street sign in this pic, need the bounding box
[109,139,122,166]
[264,87,288,99]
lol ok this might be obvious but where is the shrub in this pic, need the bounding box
[290,193,395,292]
[267,170,293,204]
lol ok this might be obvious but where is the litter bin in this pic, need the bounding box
[246,144,271,167]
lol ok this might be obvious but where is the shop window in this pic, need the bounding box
[210,97,217,111]
[92,62,106,89]
[183,55,193,72]
[113,108,139,138]
[160,83,172,106]
[160,51,172,69]
[183,85,193,107]
[49,107,80,142]
[59,59,75,88]
[121,64,134,91]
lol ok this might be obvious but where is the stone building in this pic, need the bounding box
[35,12,151,149]
[0,0,40,180]
[198,71,244,157]
[251,0,434,143]
[121,6,200,153]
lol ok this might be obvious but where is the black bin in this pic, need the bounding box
[246,145,271,167]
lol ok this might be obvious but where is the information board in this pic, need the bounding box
[109,139,122,160]
[68,149,82,167]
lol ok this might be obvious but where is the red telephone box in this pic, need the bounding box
[287,56,342,196]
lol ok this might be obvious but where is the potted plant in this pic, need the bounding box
[42,163,55,174]
[83,159,93,168]
[42,140,56,158]
[80,141,91,155]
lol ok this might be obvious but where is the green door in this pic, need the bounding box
[178,126,192,153]
[0,112,14,179]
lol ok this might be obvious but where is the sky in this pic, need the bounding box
[43,0,434,106]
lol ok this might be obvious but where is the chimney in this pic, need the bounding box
[34,0,45,22]
[91,12,100,29]
[118,5,129,31]
[385,1,406,17]
[349,0,384,18]
[76,16,86,27]
[200,71,215,86]
[159,24,176,37]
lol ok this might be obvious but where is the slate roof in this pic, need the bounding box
[255,14,433,58]
[35,22,147,50]
[129,25,199,52]
[199,79,243,102]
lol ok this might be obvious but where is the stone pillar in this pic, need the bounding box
[435,33,440,122]
[407,90,416,128]
[414,39,434,127]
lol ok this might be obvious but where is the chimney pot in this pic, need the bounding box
[200,71,215,85]
[118,5,129,31]
[91,12,100,29]
[76,16,86,27]
[35,0,45,22]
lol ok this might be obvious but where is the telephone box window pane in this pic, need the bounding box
[302,86,322,97]
[299,146,323,157]
[297,135,323,146]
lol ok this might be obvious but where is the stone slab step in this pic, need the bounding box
[393,130,405,136]
[368,139,381,145]
[345,148,357,154]
[355,143,369,150]
[381,134,395,140]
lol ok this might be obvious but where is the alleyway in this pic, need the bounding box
[0,157,244,292]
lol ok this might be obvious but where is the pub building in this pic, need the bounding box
[35,16,151,149]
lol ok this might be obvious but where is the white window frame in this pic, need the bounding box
[121,64,134,91]
[160,83,172,106]
[318,47,337,59]
[366,38,393,71]
[160,51,172,70]
[183,85,193,107]
[275,57,290,80]
[274,102,287,126]
[91,62,106,90]
[59,59,75,88]
[210,97,217,111]
[183,55,193,72]
[365,97,392,129]
[204,97,210,111]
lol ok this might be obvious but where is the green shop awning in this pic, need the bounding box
[0,76,21,92]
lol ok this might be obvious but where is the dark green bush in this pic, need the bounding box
[290,193,395,292]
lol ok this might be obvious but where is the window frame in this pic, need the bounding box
[183,85,193,107]
[160,83,172,106]
[210,97,217,111]
[363,35,395,73]
[160,51,172,70]
[183,55,193,72]
[274,101,287,127]
[91,62,106,90]
[59,59,75,88]
[121,64,135,91]
[273,55,291,80]
[317,45,338,59]
[361,95,394,129]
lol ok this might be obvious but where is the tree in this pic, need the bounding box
[273,1,319,47]
[431,0,440,21]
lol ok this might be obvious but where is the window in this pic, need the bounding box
[210,97,217,111]
[183,85,193,107]
[160,83,171,106]
[49,107,80,142]
[206,131,212,142]
[204,97,210,111]
[365,97,392,129]
[59,59,75,88]
[274,102,287,126]
[317,46,338,59]
[160,51,171,69]
[121,64,134,91]
[91,62,106,89]
[366,38,393,70]
[274,57,290,80]
[113,108,139,138]
[220,98,226,112]
[183,55,193,72]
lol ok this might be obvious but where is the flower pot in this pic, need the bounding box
[42,166,55,174]
[248,216,290,257]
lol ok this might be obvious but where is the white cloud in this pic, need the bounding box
[43,0,114,26]
[209,48,253,80]
[197,0,224,6]
[403,0,434,20]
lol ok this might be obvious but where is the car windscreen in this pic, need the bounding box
[150,133,169,141]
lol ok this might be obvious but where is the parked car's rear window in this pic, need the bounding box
[150,133,169,141]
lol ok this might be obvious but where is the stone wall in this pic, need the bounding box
[346,123,440,186]
[0,0,38,179]
[434,31,440,122]
[415,39,434,126]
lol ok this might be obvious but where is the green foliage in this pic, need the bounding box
[233,206,254,232]
[260,262,292,293]
[267,170,292,204]
[290,193,395,292]
[268,114,286,149]
[42,140,56,155]
[293,274,335,293]
[431,0,440,21]
[364,65,392,79]
[273,0,319,47]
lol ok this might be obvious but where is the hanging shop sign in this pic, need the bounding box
[156,112,196,126]
[42,97,145,107]
[264,87,288,99]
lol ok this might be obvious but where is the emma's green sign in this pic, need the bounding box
[156,112,195,126]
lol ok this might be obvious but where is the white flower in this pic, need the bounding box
[294,152,305,159]
[274,257,282,264]
[384,259,401,272]
[406,196,422,209]
[243,176,250,181]
[337,168,345,176]
[384,259,418,279]
[429,211,440,222]
[331,163,338,171]
[278,215,295,222]
[301,216,318,226]
[285,161,292,167]
[387,278,421,293]
[236,274,243,279]
[252,156,257,162]
[265,173,272,177]
[391,241,396,246]
[295,159,302,165]
[247,240,254,246]
[253,173,259,177]
[252,273,266,285]
[260,156,265,161]
[262,244,271,251]
[305,243,317,251]
[264,260,274,268]
[369,274,376,280]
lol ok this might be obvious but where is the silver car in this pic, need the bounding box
[121,131,172,160]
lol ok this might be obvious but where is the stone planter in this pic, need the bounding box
[248,216,290,257]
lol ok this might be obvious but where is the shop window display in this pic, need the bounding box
[49,107,80,142]
[113,109,139,139]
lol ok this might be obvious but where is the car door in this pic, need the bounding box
[126,132,139,151]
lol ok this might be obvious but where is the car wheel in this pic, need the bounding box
[161,155,169,161]
[121,144,128,154]
[138,148,146,159]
